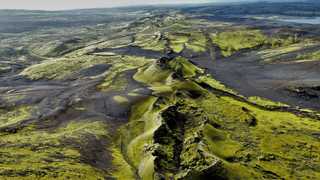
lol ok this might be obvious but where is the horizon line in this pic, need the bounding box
[0,1,286,12]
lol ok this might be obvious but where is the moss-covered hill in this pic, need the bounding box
[0,8,320,180]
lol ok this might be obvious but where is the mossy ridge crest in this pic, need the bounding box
[121,50,320,179]
[113,93,225,180]
[121,56,225,179]
[134,56,203,83]
[153,98,225,180]
[110,97,161,180]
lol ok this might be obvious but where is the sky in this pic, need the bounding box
[0,0,262,10]
[0,0,302,10]
[0,0,215,10]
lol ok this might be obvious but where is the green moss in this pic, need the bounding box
[138,154,156,180]
[98,55,151,90]
[171,43,185,54]
[168,57,204,78]
[22,54,151,81]
[112,97,160,180]
[150,85,174,95]
[166,22,191,32]
[186,32,207,53]
[102,73,128,92]
[134,56,205,98]
[1,94,26,104]
[168,33,189,53]
[268,36,298,48]
[203,124,242,160]
[170,99,223,179]
[116,95,188,180]
[30,38,86,58]
[0,106,32,128]
[221,162,261,179]
[167,30,207,53]
[0,120,109,179]
[20,55,109,80]
[135,33,166,52]
[110,146,136,180]
[126,103,160,167]
[258,42,314,63]
[297,50,320,61]
[212,29,266,57]
[197,75,240,96]
[128,92,141,97]
[113,95,129,104]
[186,43,206,53]
[129,97,159,121]
[248,96,289,108]
[134,56,203,87]
[149,79,206,98]
[133,63,172,85]
[0,66,11,74]
[199,93,320,179]
[127,53,320,179]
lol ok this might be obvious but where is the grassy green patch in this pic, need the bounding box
[134,56,203,86]
[30,38,86,58]
[203,124,242,160]
[102,73,128,92]
[199,93,320,179]
[110,145,136,180]
[0,120,109,179]
[168,33,189,53]
[98,55,151,91]
[167,32,207,53]
[258,42,314,62]
[212,29,266,57]
[1,94,26,104]
[0,106,32,128]
[248,96,289,108]
[113,95,129,104]
[134,33,166,52]
[186,32,207,53]
[21,55,109,80]
[117,97,161,179]
[268,36,298,48]
[168,57,204,78]
[297,50,320,61]
[134,63,172,85]
[197,75,240,96]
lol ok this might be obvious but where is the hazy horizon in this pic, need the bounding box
[0,0,284,11]
[0,0,212,10]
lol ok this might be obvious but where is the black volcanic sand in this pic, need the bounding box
[190,49,320,110]
[0,69,151,127]
[93,46,164,59]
